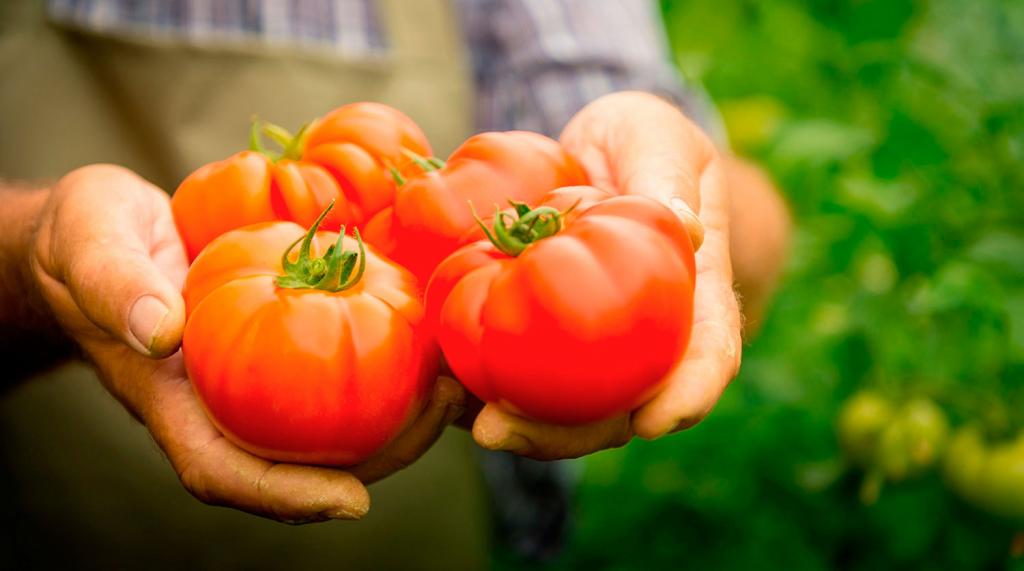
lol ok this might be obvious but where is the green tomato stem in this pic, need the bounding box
[248,117,308,163]
[275,202,366,292]
[387,149,445,188]
[401,148,446,173]
[390,166,407,187]
[472,200,572,257]
[279,123,309,161]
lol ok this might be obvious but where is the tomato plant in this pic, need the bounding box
[425,187,695,425]
[528,1,1024,569]
[172,102,431,260]
[362,131,589,284]
[837,391,949,502]
[944,426,1024,520]
[182,205,438,466]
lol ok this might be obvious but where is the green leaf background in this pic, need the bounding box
[498,0,1024,568]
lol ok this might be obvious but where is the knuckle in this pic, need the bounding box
[433,376,467,409]
[254,465,291,521]
[66,245,111,282]
[60,163,133,188]
[172,440,220,507]
[178,461,217,507]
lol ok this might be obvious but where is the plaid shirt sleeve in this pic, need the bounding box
[458,0,725,141]
[46,0,389,56]
[46,0,724,140]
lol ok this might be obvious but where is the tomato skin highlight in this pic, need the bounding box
[172,102,432,261]
[426,188,696,425]
[363,131,589,284]
[182,222,438,466]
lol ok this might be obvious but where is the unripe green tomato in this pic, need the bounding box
[878,420,913,481]
[944,427,1024,520]
[874,397,949,481]
[837,390,894,466]
[900,397,950,470]
[976,443,1024,519]
[942,426,986,501]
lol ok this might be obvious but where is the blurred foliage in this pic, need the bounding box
[499,0,1024,568]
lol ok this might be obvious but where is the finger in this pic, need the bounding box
[560,91,712,249]
[632,161,743,438]
[143,360,370,523]
[39,165,187,357]
[350,376,467,484]
[473,405,633,461]
[618,134,711,251]
[178,437,370,523]
[631,315,741,438]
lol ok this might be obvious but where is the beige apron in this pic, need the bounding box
[0,1,488,569]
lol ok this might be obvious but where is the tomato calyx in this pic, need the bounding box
[249,118,309,163]
[275,202,366,292]
[388,148,446,186]
[473,200,577,256]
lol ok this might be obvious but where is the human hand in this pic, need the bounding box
[30,164,464,522]
[470,91,743,459]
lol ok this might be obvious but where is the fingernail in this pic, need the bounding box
[668,196,693,217]
[128,295,169,355]
[325,491,370,520]
[325,503,369,520]
[668,197,704,248]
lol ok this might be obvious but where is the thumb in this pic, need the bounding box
[39,165,187,357]
[561,91,712,250]
[67,246,186,357]
[628,171,706,251]
[615,110,713,250]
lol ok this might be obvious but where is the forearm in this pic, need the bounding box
[0,182,74,383]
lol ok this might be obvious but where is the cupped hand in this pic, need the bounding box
[470,91,743,460]
[30,164,464,522]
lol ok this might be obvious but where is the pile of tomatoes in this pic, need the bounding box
[172,103,696,466]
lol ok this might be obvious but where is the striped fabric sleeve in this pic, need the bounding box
[458,0,726,143]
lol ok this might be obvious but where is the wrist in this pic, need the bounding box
[0,183,58,333]
[0,183,80,381]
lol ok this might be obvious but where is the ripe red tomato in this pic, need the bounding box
[362,131,589,284]
[172,102,431,260]
[425,187,695,425]
[182,206,438,466]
